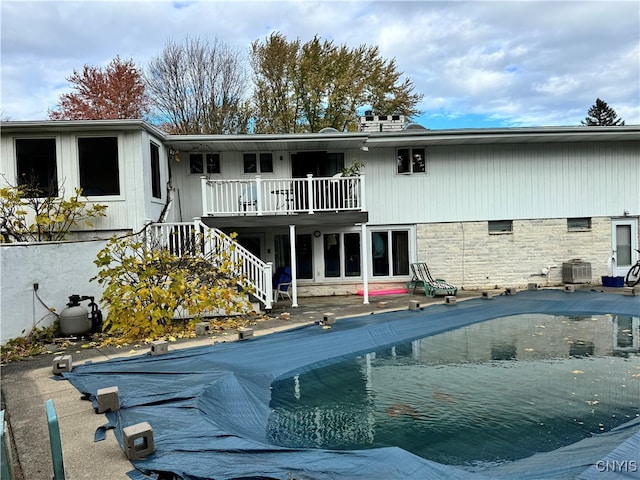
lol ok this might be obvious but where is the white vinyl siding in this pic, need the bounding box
[365,141,639,225]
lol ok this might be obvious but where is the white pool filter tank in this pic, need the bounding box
[59,294,101,336]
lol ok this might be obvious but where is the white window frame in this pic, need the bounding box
[189,152,221,175]
[14,136,59,198]
[76,135,124,199]
[396,147,426,175]
[243,152,273,174]
[369,226,414,278]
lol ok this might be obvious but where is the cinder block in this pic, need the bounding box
[52,355,72,374]
[527,283,539,291]
[622,286,637,296]
[122,422,154,460]
[409,300,421,310]
[322,313,336,325]
[505,287,517,295]
[195,322,210,336]
[444,296,456,305]
[564,284,576,293]
[481,291,494,299]
[96,386,120,413]
[237,327,254,340]
[150,340,168,355]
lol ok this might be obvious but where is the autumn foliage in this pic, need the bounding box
[0,184,107,242]
[49,56,148,120]
[92,231,255,342]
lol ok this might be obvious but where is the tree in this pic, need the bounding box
[581,98,625,126]
[49,56,148,120]
[250,33,423,133]
[146,37,251,134]
[250,33,301,134]
[0,181,107,242]
[92,231,254,342]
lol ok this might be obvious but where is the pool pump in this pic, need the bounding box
[59,294,103,336]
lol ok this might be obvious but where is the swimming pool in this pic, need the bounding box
[65,290,640,480]
[267,313,640,469]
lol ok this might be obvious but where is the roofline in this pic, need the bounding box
[165,132,369,142]
[1,120,638,145]
[365,124,640,145]
[0,119,168,139]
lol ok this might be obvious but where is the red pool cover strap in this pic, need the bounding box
[64,290,640,480]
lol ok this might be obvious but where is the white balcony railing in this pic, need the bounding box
[201,174,366,217]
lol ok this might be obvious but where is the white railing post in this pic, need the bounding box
[255,175,263,216]
[194,217,209,257]
[200,176,208,216]
[306,174,314,214]
[265,261,273,310]
[359,174,366,211]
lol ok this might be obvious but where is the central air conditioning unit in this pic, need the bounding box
[562,260,592,283]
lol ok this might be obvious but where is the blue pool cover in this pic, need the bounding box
[65,290,640,480]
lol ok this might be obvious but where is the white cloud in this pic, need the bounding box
[1,0,638,127]
[534,75,582,96]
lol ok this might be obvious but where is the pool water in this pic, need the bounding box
[267,314,640,467]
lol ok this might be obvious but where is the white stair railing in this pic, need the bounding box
[146,220,273,310]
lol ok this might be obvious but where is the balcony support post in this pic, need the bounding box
[361,222,369,304]
[289,224,299,307]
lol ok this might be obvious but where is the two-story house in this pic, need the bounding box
[2,118,639,311]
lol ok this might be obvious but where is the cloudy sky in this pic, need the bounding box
[1,0,638,129]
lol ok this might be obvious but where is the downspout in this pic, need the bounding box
[157,148,175,223]
[289,224,299,307]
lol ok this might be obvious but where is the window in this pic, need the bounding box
[344,233,361,277]
[397,147,426,174]
[78,137,119,196]
[488,220,513,234]
[150,142,162,199]
[323,233,362,278]
[324,234,340,277]
[243,153,273,174]
[190,153,220,174]
[274,233,313,279]
[15,138,58,197]
[371,230,409,276]
[567,217,592,231]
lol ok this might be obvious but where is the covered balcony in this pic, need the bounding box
[200,174,368,228]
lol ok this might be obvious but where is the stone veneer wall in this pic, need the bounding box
[416,217,614,290]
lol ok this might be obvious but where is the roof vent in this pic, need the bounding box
[319,127,340,134]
